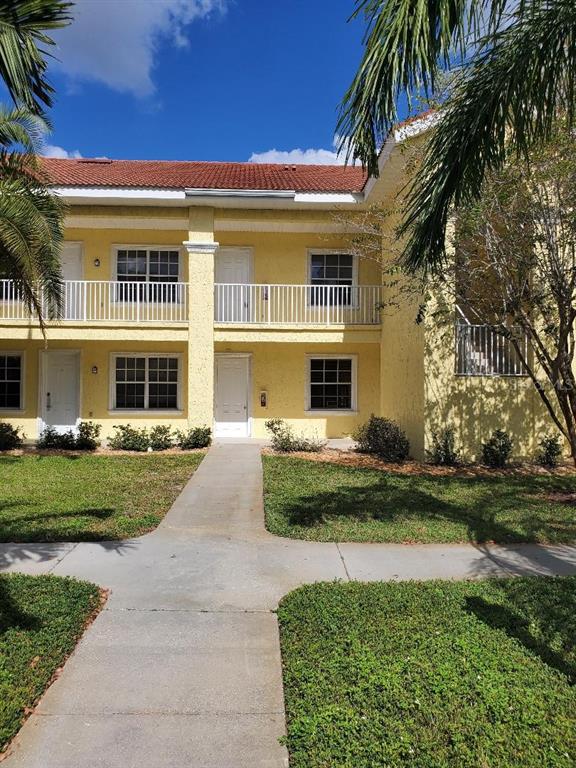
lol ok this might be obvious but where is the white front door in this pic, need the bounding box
[41,351,80,433]
[214,355,250,437]
[60,243,83,319]
[214,248,252,322]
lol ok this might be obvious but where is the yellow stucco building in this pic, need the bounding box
[0,120,548,460]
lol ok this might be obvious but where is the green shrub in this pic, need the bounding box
[265,418,326,453]
[428,427,460,466]
[482,429,513,468]
[149,425,174,451]
[0,423,24,451]
[37,427,77,450]
[175,426,212,449]
[75,421,101,451]
[108,424,150,452]
[353,415,410,462]
[537,433,563,468]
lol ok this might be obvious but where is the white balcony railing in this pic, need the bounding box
[0,279,188,324]
[456,324,528,376]
[214,284,383,325]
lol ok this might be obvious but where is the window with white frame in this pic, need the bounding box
[308,357,355,411]
[0,353,23,410]
[309,252,355,306]
[115,248,181,302]
[113,355,180,410]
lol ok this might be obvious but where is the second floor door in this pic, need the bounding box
[214,248,252,323]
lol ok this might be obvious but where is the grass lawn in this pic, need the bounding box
[0,453,204,542]
[278,578,576,768]
[0,573,101,753]
[263,455,576,543]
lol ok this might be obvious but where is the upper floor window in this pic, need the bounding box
[309,252,356,306]
[0,353,23,410]
[115,248,181,302]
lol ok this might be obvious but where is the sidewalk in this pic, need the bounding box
[2,443,576,766]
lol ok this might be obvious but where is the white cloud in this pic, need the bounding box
[249,135,357,165]
[41,144,83,159]
[52,0,226,97]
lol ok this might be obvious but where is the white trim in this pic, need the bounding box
[111,244,185,282]
[108,352,183,413]
[0,350,25,413]
[305,353,358,414]
[54,187,186,201]
[182,241,220,255]
[213,352,252,438]
[294,192,362,204]
[38,349,82,432]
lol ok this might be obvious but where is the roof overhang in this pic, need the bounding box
[53,185,364,209]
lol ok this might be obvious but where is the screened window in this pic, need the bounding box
[309,357,354,410]
[309,253,355,306]
[115,249,181,302]
[114,356,179,410]
[0,354,22,409]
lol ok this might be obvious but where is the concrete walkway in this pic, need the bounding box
[2,443,576,767]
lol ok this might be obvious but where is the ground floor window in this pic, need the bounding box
[112,355,180,410]
[307,356,355,411]
[0,353,22,410]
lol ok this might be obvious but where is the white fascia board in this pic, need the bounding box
[293,192,363,204]
[53,187,187,205]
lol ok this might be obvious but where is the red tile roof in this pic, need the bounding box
[41,158,368,193]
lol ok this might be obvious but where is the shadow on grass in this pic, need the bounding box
[0,506,118,543]
[281,472,576,544]
[466,578,576,683]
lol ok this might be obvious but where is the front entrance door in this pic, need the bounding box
[214,248,252,322]
[214,355,250,437]
[60,242,83,319]
[41,351,80,433]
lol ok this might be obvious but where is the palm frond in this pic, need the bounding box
[0,147,65,325]
[337,0,544,174]
[0,0,72,113]
[0,103,48,150]
[401,0,576,273]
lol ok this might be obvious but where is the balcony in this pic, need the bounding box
[0,280,188,325]
[0,280,384,329]
[214,284,383,326]
[455,323,527,376]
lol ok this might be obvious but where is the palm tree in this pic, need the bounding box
[0,106,66,322]
[338,0,576,273]
[0,0,72,322]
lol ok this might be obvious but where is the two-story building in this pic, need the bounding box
[0,124,550,459]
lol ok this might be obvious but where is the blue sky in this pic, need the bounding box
[32,0,400,164]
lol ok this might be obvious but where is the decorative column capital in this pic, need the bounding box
[183,241,219,255]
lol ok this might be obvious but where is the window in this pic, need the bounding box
[308,357,355,411]
[0,353,22,410]
[115,248,181,302]
[309,252,355,306]
[113,355,180,410]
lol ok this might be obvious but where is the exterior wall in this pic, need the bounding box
[216,230,381,285]
[215,341,380,439]
[0,339,188,441]
[64,225,189,282]
[424,318,551,462]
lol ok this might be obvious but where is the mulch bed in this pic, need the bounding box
[262,446,576,478]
